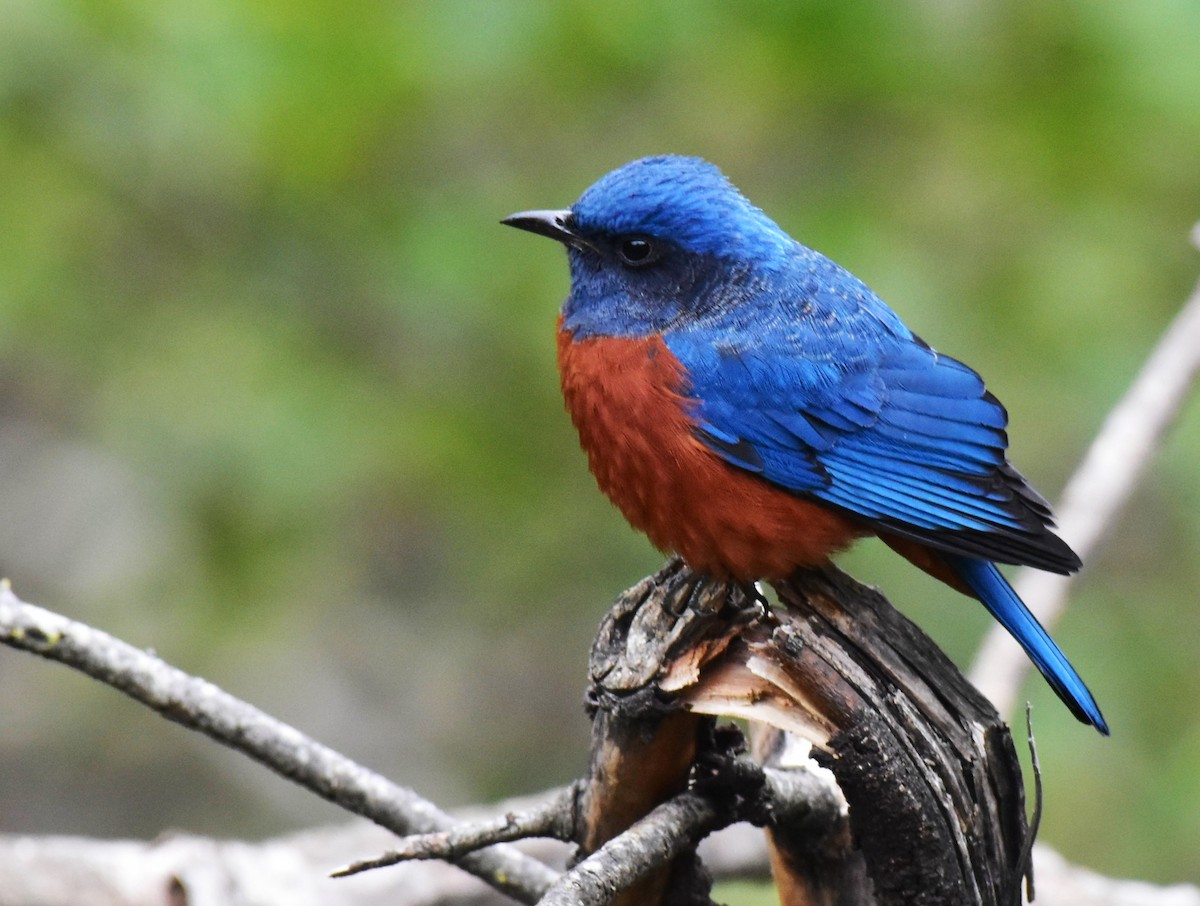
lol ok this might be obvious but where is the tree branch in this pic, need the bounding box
[333,783,579,878]
[0,582,558,905]
[539,790,725,906]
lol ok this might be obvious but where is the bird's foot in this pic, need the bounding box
[665,568,769,622]
[735,580,771,617]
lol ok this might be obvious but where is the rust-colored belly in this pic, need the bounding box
[556,320,861,580]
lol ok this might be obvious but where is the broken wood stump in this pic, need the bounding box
[577,559,1030,906]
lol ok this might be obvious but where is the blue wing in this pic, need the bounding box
[663,255,1078,574]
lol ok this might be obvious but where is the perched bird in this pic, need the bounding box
[503,155,1107,734]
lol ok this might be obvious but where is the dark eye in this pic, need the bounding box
[616,236,660,267]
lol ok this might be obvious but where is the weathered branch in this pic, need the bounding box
[541,790,725,906]
[0,582,558,905]
[568,561,1029,905]
[774,567,1029,905]
[575,562,756,905]
[334,783,579,878]
[972,246,1200,715]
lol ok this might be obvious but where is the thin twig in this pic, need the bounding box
[0,583,559,904]
[333,783,580,878]
[970,246,1200,717]
[1017,703,1043,904]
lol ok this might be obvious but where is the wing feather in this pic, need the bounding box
[664,309,1076,573]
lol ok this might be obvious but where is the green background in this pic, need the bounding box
[1,0,1198,895]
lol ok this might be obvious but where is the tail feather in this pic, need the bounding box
[945,554,1109,735]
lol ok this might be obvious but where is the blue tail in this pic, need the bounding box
[945,554,1109,735]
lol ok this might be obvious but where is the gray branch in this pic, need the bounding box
[538,790,724,906]
[0,583,558,905]
[333,783,580,878]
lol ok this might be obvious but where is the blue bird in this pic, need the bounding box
[504,155,1107,734]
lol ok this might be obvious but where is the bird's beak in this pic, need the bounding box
[501,209,594,252]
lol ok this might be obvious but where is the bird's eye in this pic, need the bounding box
[616,236,660,267]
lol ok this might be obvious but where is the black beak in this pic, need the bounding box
[501,209,594,252]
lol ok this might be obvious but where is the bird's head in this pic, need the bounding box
[503,156,796,338]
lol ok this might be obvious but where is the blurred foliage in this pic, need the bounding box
[1,0,1198,893]
[713,880,777,906]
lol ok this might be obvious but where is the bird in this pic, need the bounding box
[503,155,1107,734]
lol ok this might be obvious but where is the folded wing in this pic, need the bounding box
[666,323,1079,574]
